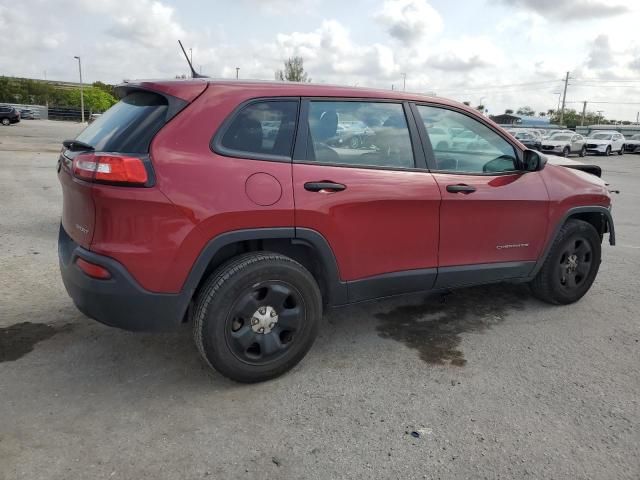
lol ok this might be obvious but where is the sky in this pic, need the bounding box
[2,0,640,121]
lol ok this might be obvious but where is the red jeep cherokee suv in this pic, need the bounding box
[58,80,615,382]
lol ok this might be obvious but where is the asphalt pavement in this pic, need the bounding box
[1,120,638,479]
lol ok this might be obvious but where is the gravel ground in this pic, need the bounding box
[1,120,638,479]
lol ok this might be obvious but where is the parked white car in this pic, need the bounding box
[623,134,640,153]
[541,132,587,157]
[585,132,625,156]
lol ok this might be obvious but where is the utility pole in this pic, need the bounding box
[401,73,406,91]
[189,48,193,65]
[597,110,604,124]
[73,56,84,123]
[235,67,240,79]
[581,101,587,126]
[636,111,639,124]
[559,71,570,126]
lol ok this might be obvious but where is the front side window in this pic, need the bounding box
[305,101,415,169]
[219,100,298,158]
[416,105,518,174]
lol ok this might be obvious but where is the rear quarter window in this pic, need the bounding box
[74,91,169,153]
[214,100,299,160]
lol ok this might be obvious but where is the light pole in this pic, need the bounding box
[235,67,240,79]
[401,73,406,91]
[597,110,604,125]
[73,56,84,123]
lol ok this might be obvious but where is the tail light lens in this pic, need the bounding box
[72,153,148,185]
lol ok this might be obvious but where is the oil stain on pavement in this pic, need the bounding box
[375,284,528,366]
[0,322,73,362]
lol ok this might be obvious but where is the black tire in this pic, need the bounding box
[619,145,624,155]
[605,146,611,156]
[562,146,570,157]
[529,219,601,305]
[349,136,361,149]
[579,145,586,157]
[436,141,448,150]
[193,252,322,383]
[1,118,10,126]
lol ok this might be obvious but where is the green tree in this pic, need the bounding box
[462,101,471,106]
[275,57,311,82]
[516,106,535,116]
[505,109,514,114]
[92,81,116,97]
[476,104,485,112]
[550,108,605,128]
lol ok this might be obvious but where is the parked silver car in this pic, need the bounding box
[541,132,586,157]
[624,134,640,153]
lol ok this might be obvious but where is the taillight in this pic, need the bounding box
[72,153,148,185]
[76,258,111,279]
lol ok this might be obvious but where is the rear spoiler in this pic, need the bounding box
[114,80,208,122]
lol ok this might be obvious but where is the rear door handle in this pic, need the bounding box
[446,184,476,194]
[304,182,346,192]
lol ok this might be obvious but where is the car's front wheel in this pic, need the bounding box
[562,146,570,157]
[1,118,10,126]
[529,219,601,305]
[605,146,611,156]
[579,145,586,157]
[193,252,322,383]
[619,145,625,155]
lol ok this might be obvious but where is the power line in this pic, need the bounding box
[435,79,561,95]
[573,77,640,83]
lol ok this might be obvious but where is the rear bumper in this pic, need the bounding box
[58,225,190,331]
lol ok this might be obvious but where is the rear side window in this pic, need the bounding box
[74,91,168,153]
[304,101,415,169]
[218,100,299,159]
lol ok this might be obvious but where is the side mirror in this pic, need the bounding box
[523,149,546,172]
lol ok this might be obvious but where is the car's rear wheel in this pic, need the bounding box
[529,219,601,305]
[193,252,322,383]
[579,145,586,157]
[562,146,570,157]
[619,145,624,155]
[349,136,361,149]
[1,118,10,126]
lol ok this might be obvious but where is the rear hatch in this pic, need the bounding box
[57,82,205,248]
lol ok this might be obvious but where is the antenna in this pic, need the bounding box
[178,40,207,78]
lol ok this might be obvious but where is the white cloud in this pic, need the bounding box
[497,0,628,21]
[272,20,400,81]
[425,36,504,72]
[375,0,443,45]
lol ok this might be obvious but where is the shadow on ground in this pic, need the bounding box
[375,284,530,366]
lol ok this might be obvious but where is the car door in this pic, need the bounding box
[412,104,550,288]
[612,133,623,151]
[571,134,583,152]
[292,99,441,302]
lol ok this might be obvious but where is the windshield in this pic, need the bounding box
[591,133,612,140]
[632,135,640,140]
[550,135,571,141]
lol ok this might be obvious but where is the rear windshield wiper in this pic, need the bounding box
[62,139,95,152]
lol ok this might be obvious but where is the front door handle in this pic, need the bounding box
[304,181,347,192]
[446,184,476,194]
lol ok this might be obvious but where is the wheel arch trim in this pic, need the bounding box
[181,227,348,306]
[527,205,615,279]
